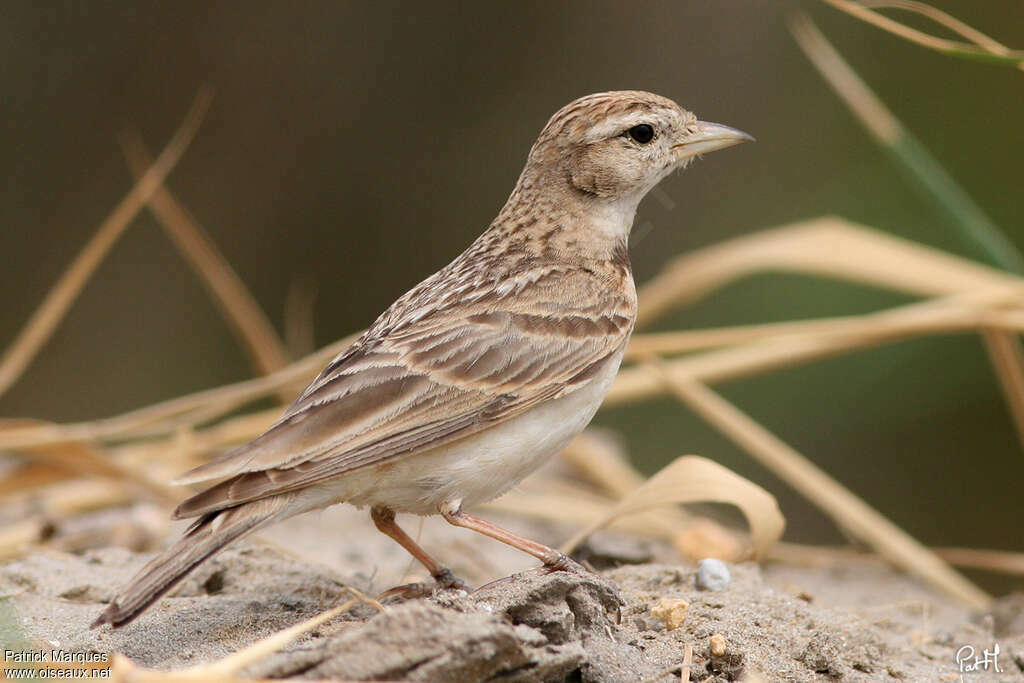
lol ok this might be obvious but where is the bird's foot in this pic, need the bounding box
[473,552,589,593]
[378,567,468,602]
[537,551,587,575]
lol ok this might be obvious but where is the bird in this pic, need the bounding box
[92,90,751,628]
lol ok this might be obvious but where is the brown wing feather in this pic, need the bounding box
[174,262,635,519]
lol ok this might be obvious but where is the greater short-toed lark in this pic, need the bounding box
[94,90,751,628]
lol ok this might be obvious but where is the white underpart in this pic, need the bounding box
[586,197,640,244]
[294,350,624,516]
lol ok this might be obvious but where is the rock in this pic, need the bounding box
[253,601,583,682]
[649,598,688,631]
[798,629,846,678]
[990,592,1024,638]
[256,568,646,683]
[708,632,744,680]
[468,568,622,643]
[710,633,727,656]
[696,558,731,591]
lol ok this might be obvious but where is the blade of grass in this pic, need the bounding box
[0,87,214,399]
[119,130,291,377]
[791,14,1023,273]
[821,0,1024,68]
[645,360,991,609]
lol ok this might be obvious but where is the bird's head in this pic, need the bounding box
[523,90,752,204]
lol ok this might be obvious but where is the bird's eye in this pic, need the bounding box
[627,124,655,144]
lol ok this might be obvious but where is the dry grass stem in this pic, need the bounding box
[626,305,1024,361]
[559,430,655,499]
[790,13,900,142]
[980,330,1024,450]
[608,304,1017,409]
[2,420,179,502]
[192,589,381,678]
[486,433,750,562]
[637,217,1014,328]
[932,547,1024,577]
[487,478,746,559]
[0,334,357,452]
[0,462,73,496]
[284,277,319,358]
[560,454,784,558]
[861,1,1011,52]
[552,433,747,560]
[647,364,991,609]
[0,519,49,561]
[102,589,381,682]
[120,131,291,377]
[640,643,694,683]
[0,87,213,399]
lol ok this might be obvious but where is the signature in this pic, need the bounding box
[956,643,1002,675]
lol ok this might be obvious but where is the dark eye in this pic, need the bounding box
[627,124,655,144]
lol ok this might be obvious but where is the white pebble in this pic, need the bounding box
[696,558,730,591]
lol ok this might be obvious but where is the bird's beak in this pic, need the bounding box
[672,121,754,162]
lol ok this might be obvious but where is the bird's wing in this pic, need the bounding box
[173,264,635,518]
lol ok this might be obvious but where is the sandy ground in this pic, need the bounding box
[2,504,1023,681]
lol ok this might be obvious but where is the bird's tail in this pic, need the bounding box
[91,498,285,628]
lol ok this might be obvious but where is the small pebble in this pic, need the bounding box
[710,633,727,657]
[696,558,731,591]
[650,598,689,631]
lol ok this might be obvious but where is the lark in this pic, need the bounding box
[93,90,750,628]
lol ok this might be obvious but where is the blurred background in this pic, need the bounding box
[2,2,1022,589]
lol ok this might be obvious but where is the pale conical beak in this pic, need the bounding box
[672,121,754,161]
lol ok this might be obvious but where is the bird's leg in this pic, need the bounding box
[370,506,467,600]
[439,501,584,573]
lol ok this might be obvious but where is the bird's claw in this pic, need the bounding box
[378,569,468,602]
[472,553,589,594]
